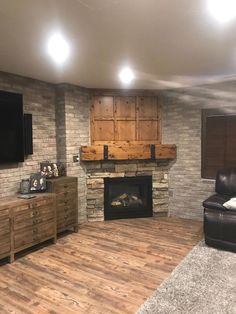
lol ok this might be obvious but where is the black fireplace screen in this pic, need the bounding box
[104,176,153,220]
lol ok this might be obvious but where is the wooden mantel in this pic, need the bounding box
[80,144,176,161]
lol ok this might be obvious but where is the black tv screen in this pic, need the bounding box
[0,91,24,162]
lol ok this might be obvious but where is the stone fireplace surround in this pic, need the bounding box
[84,160,171,222]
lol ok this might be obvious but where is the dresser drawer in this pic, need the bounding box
[57,207,77,219]
[57,199,77,213]
[0,212,10,256]
[13,207,55,231]
[0,217,10,236]
[0,238,10,255]
[53,179,77,193]
[57,213,77,230]
[57,190,77,200]
[0,208,10,220]
[57,191,77,205]
[12,198,54,215]
[14,220,55,249]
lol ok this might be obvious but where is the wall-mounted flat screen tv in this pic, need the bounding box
[0,90,24,162]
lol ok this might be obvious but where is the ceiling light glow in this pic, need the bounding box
[47,33,70,64]
[207,0,236,23]
[119,67,135,84]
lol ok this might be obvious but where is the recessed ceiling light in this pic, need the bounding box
[47,33,70,64]
[119,67,135,84]
[207,0,236,23]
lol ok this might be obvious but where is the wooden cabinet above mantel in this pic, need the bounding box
[91,96,161,144]
[83,95,176,161]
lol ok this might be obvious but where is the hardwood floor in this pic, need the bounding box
[0,217,202,314]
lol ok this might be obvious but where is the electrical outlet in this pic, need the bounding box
[73,155,79,162]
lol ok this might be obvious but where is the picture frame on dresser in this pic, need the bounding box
[29,173,46,192]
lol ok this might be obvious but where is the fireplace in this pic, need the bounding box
[104,176,153,220]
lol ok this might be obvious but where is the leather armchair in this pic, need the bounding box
[203,168,236,252]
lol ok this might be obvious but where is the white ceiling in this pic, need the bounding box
[1,0,236,89]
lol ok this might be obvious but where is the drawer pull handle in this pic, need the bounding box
[64,185,68,188]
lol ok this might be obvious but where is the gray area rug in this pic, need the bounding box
[137,241,236,314]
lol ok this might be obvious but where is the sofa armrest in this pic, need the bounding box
[203,194,230,211]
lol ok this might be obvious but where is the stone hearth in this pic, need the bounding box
[85,161,170,222]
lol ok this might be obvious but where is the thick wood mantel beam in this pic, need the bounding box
[80,144,176,161]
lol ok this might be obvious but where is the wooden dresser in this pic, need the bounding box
[46,176,78,233]
[0,193,56,263]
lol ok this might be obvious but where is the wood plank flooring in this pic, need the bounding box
[0,217,202,314]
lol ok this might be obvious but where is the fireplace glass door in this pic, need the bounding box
[104,176,152,220]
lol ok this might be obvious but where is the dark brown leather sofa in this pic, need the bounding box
[203,168,236,252]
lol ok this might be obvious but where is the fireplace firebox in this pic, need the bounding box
[104,176,153,220]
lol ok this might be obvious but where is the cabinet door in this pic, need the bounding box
[91,96,161,144]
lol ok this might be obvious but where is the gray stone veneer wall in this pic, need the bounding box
[161,87,236,220]
[1,70,235,222]
[56,84,91,223]
[0,73,90,223]
[0,72,57,198]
